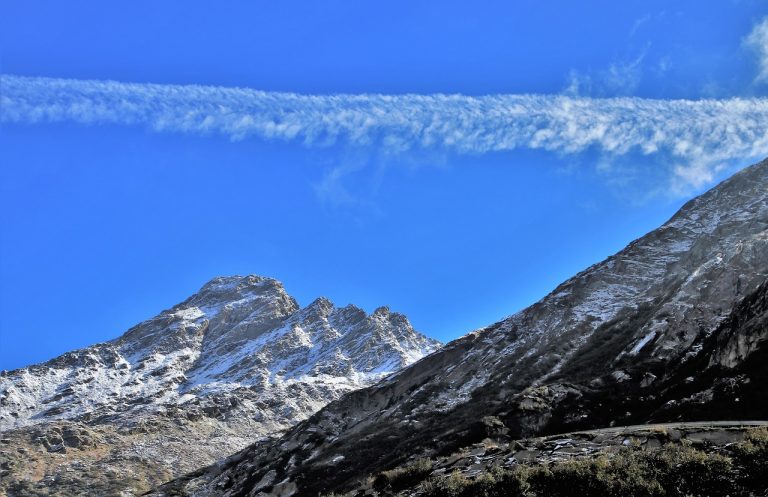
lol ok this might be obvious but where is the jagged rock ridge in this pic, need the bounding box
[156,159,768,496]
[0,276,440,496]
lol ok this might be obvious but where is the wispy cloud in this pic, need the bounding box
[628,13,652,39]
[746,16,768,83]
[603,50,648,95]
[564,45,650,98]
[2,74,768,196]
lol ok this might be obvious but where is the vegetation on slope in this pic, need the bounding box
[403,428,768,497]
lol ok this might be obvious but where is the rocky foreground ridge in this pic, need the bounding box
[0,276,440,496]
[154,159,768,496]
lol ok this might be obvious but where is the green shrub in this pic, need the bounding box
[372,458,433,492]
[530,457,609,496]
[419,466,537,497]
[650,443,734,497]
[418,471,472,497]
[731,427,768,494]
[523,451,665,497]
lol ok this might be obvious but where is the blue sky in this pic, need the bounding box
[1,1,767,370]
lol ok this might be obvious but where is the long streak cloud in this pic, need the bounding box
[2,74,768,191]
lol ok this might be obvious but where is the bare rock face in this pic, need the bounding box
[0,276,440,496]
[710,280,768,368]
[154,159,768,497]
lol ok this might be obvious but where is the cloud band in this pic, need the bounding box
[2,74,768,190]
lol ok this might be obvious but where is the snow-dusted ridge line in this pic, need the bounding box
[0,274,441,433]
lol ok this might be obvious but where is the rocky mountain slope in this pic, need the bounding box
[331,278,768,496]
[155,158,768,497]
[0,276,440,496]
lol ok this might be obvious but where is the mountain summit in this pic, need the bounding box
[0,275,440,496]
[158,159,768,496]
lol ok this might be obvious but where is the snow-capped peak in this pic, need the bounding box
[0,275,441,434]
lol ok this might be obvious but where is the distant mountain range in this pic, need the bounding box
[150,159,768,497]
[0,276,439,496]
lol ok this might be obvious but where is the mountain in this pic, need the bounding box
[0,276,440,496]
[155,159,768,497]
